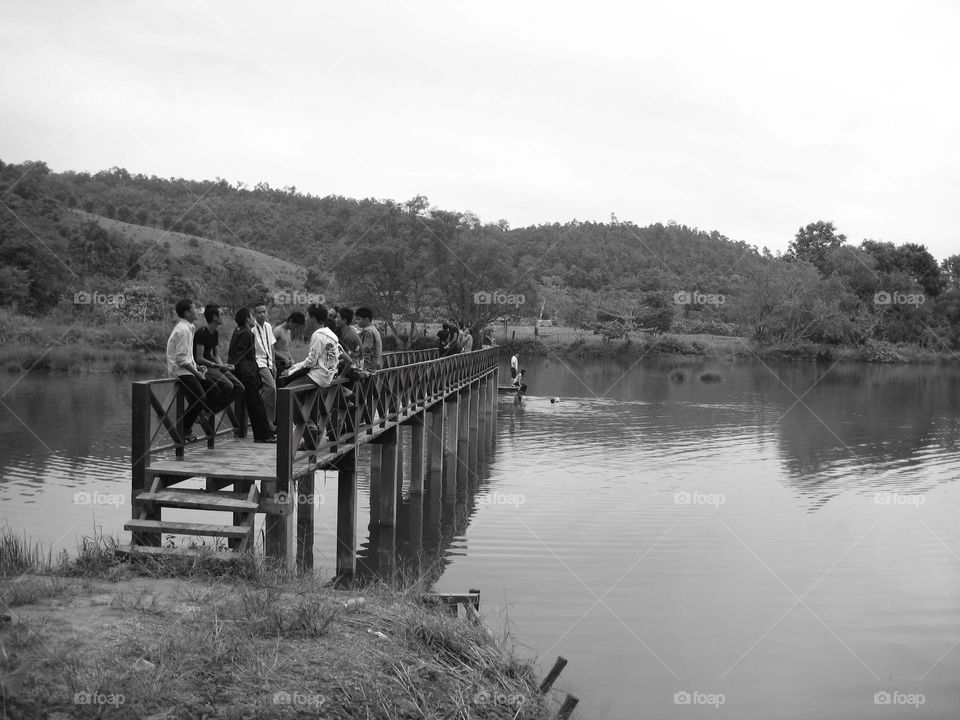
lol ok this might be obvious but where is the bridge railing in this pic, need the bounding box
[132,347,499,491]
[276,347,498,484]
[380,347,439,368]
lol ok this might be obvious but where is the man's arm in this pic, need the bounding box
[173,326,204,378]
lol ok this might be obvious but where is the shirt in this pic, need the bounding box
[194,326,219,363]
[360,324,382,370]
[166,319,199,377]
[288,326,340,387]
[462,333,473,353]
[253,321,275,370]
[340,325,362,366]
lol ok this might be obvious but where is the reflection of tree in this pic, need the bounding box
[769,363,960,503]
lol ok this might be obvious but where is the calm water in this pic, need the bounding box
[3,358,960,719]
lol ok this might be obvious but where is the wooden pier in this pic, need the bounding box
[127,347,500,574]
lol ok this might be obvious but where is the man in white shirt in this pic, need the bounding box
[253,302,277,433]
[165,298,213,441]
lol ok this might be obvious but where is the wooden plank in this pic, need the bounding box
[125,520,252,539]
[116,544,247,561]
[134,488,258,512]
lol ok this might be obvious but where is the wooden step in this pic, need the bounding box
[134,488,259,512]
[125,519,253,539]
[116,544,247,561]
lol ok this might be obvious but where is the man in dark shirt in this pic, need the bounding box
[194,304,245,417]
[335,307,363,369]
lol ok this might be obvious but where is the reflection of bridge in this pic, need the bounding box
[126,347,500,574]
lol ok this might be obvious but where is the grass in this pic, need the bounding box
[0,530,561,719]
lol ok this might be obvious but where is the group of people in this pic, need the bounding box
[436,321,495,356]
[165,299,383,443]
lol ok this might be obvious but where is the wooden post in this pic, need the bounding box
[296,472,314,572]
[263,480,295,570]
[408,482,423,557]
[539,656,568,693]
[409,413,425,495]
[369,443,382,523]
[477,377,487,467]
[468,379,480,474]
[175,385,185,459]
[131,383,161,546]
[557,694,579,720]
[456,386,470,485]
[397,440,404,507]
[490,367,498,447]
[336,449,357,578]
[427,402,444,493]
[377,426,399,527]
[443,392,458,501]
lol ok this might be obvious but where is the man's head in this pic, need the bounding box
[203,304,221,325]
[285,311,305,328]
[253,303,268,325]
[306,303,329,328]
[175,299,197,321]
[235,307,253,327]
[328,307,338,322]
[337,307,354,328]
[356,306,373,328]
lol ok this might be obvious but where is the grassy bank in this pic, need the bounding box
[492,325,957,364]
[3,309,955,375]
[0,529,560,719]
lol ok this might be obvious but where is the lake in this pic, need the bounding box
[2,356,960,719]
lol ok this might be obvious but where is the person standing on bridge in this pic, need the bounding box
[252,302,278,435]
[273,311,305,377]
[227,307,276,443]
[165,299,213,443]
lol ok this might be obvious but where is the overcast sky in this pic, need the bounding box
[2,0,958,259]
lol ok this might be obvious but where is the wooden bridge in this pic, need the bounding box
[127,347,500,575]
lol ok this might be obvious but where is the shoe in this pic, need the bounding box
[254,437,277,444]
[184,434,199,443]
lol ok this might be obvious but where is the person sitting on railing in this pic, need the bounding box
[194,304,245,421]
[334,307,363,368]
[356,306,382,371]
[165,298,214,443]
[227,307,276,443]
[280,303,343,449]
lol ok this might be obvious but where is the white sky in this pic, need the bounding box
[2,0,959,259]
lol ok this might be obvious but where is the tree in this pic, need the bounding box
[788,221,847,275]
[942,255,960,289]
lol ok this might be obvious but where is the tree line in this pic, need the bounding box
[1,158,958,350]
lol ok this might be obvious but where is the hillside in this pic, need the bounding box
[73,210,306,291]
[2,158,958,351]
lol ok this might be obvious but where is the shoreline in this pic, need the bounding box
[0,530,562,719]
[1,318,954,376]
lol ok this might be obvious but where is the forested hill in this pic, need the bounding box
[2,159,958,350]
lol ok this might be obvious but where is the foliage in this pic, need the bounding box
[2,158,958,352]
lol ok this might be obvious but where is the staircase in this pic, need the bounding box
[121,475,261,559]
